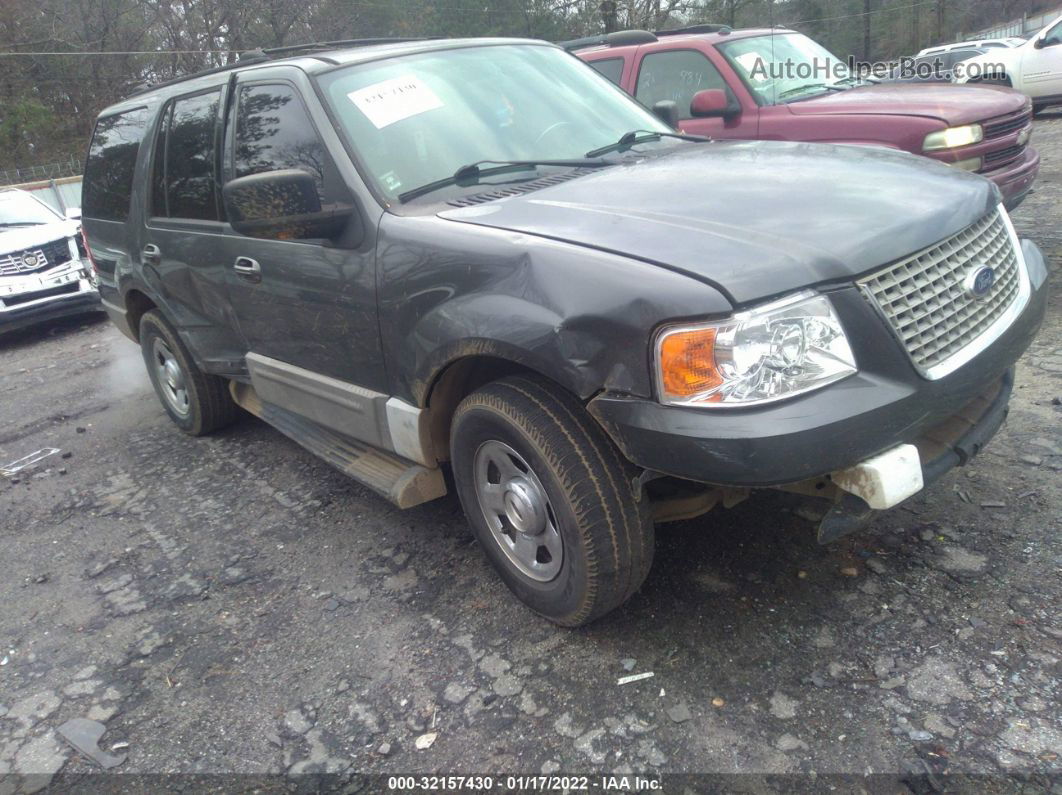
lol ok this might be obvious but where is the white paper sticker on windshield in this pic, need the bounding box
[348,75,443,129]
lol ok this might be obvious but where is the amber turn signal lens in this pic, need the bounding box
[658,328,724,399]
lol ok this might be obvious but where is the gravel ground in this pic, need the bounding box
[1,118,1060,792]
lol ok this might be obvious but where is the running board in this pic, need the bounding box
[230,381,447,509]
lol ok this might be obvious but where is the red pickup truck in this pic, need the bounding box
[574,26,1038,209]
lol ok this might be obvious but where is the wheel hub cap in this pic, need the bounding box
[152,338,190,417]
[472,440,563,582]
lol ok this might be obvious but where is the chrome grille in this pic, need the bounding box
[858,210,1022,377]
[0,238,72,276]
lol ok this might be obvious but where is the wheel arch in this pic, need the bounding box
[423,350,583,462]
[123,288,158,343]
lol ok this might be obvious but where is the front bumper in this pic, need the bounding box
[986,146,1039,210]
[0,260,101,334]
[588,239,1048,490]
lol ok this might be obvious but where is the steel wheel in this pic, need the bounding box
[473,439,563,582]
[151,337,190,417]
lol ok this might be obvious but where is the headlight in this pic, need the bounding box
[655,291,857,407]
[923,123,983,151]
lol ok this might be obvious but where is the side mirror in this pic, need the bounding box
[222,169,350,240]
[1034,37,1045,49]
[651,100,680,129]
[690,89,736,118]
[64,207,82,221]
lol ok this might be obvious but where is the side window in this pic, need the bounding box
[233,83,341,205]
[635,51,730,119]
[589,58,625,86]
[1043,21,1062,47]
[150,105,171,218]
[83,107,149,222]
[153,90,221,221]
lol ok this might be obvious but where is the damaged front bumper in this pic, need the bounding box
[0,260,101,334]
[588,238,1047,541]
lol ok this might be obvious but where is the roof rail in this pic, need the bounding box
[261,37,431,56]
[126,37,429,98]
[559,29,657,51]
[656,24,732,36]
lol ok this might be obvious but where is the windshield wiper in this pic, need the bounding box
[398,158,610,203]
[777,82,846,101]
[584,130,708,159]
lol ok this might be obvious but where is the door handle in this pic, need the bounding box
[142,244,161,264]
[233,256,262,283]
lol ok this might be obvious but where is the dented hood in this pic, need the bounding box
[785,82,1028,126]
[438,140,998,305]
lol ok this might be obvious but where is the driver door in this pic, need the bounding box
[1019,20,1062,98]
[220,73,386,393]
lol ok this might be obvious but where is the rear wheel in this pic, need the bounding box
[1033,104,1048,117]
[450,375,654,626]
[139,310,237,436]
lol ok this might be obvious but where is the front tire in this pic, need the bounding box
[139,310,236,436]
[450,375,654,626]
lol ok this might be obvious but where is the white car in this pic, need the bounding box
[955,16,1062,114]
[0,189,101,334]
[918,38,1024,56]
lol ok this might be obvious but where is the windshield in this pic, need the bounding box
[317,44,671,201]
[0,191,61,226]
[719,33,851,105]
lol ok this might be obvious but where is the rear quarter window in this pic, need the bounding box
[588,58,625,85]
[82,107,149,222]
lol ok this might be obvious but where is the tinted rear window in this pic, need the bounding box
[589,58,624,85]
[83,107,149,221]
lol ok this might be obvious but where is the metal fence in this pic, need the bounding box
[2,176,83,215]
[0,154,83,188]
[964,6,1061,41]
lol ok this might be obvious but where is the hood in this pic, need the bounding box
[786,82,1028,126]
[438,141,998,305]
[0,219,79,259]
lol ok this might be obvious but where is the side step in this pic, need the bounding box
[230,381,447,509]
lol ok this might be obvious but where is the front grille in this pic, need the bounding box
[984,111,1031,139]
[0,238,73,276]
[858,210,1021,376]
[984,144,1025,169]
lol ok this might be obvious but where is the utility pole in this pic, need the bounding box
[864,0,872,61]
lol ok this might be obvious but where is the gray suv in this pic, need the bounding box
[83,38,1047,625]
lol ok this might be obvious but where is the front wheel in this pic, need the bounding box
[139,310,236,436]
[450,375,654,626]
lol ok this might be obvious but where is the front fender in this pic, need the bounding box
[377,214,733,406]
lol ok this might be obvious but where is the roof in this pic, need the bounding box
[573,26,795,56]
[104,37,549,114]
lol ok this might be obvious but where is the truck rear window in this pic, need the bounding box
[83,107,149,222]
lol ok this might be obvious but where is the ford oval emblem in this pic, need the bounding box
[964,265,995,300]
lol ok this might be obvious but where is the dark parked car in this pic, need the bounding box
[83,38,1047,625]
[575,26,1038,208]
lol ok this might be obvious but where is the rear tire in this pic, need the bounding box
[1033,104,1047,117]
[139,310,237,436]
[450,375,654,626]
